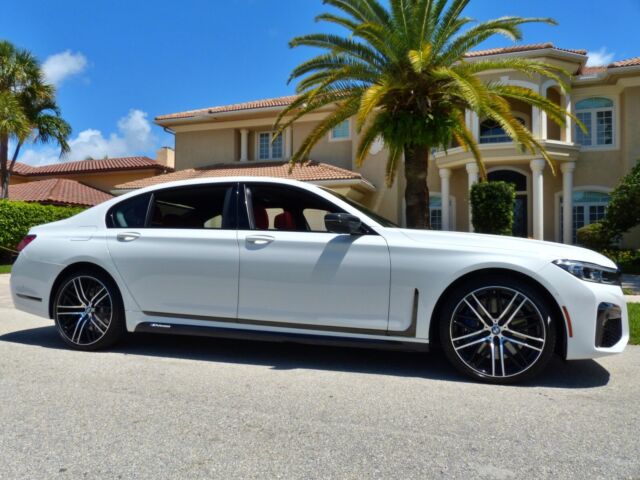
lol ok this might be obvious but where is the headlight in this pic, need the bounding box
[553,259,621,285]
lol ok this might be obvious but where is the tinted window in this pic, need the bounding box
[149,184,234,229]
[246,184,347,233]
[107,193,151,228]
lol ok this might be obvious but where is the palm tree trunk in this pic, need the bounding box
[403,144,430,229]
[0,135,9,199]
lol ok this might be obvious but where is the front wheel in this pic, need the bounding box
[439,275,557,384]
[53,270,125,351]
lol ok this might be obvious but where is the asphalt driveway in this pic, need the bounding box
[0,274,639,479]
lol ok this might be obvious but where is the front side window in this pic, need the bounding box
[149,184,234,229]
[575,97,614,147]
[246,183,350,233]
[329,119,351,141]
[479,117,525,144]
[258,132,283,160]
[429,196,443,230]
[560,190,610,243]
[106,193,151,228]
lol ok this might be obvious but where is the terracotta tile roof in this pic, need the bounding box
[8,178,113,207]
[115,161,372,190]
[609,57,640,68]
[578,65,608,75]
[156,95,299,121]
[465,43,587,58]
[12,156,172,177]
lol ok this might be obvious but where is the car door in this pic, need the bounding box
[105,182,239,319]
[236,182,390,332]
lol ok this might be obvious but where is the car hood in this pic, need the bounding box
[392,228,617,269]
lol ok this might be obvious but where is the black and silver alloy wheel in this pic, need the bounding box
[53,270,125,350]
[440,277,556,384]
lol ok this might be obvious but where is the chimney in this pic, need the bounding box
[156,146,175,169]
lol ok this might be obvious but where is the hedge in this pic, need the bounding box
[0,200,83,259]
[576,222,612,251]
[470,181,515,235]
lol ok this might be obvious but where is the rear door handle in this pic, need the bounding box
[117,232,141,242]
[246,235,275,245]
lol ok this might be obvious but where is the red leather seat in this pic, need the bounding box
[254,206,269,230]
[274,211,296,230]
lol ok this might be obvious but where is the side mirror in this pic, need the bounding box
[324,212,362,234]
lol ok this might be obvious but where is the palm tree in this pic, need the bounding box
[0,41,70,198]
[275,0,578,228]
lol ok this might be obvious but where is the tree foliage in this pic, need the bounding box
[470,181,515,235]
[276,0,579,228]
[0,41,71,198]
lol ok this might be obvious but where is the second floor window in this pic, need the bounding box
[329,119,351,141]
[575,97,614,147]
[258,132,283,160]
[479,117,525,144]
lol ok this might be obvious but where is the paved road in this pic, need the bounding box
[1,274,639,479]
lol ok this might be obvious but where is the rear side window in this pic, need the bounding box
[149,184,235,229]
[106,193,151,228]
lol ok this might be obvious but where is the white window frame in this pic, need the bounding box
[329,119,351,142]
[554,186,612,243]
[574,96,617,151]
[427,193,456,231]
[256,131,284,161]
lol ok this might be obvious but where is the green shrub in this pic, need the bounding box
[470,181,515,235]
[601,248,640,274]
[603,161,640,238]
[0,200,83,259]
[576,222,613,251]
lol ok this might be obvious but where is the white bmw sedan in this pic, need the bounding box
[10,177,628,383]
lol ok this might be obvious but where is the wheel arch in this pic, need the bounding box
[428,268,567,359]
[48,262,121,319]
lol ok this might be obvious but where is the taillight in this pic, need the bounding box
[16,234,37,253]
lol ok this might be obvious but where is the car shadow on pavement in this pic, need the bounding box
[0,325,610,389]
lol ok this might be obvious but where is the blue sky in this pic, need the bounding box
[6,0,639,165]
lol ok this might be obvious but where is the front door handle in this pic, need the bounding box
[117,232,141,242]
[246,235,275,245]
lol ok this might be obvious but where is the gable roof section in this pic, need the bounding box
[114,161,373,190]
[464,43,587,58]
[156,95,298,121]
[8,178,113,207]
[12,156,172,178]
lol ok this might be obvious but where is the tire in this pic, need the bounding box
[439,274,557,384]
[52,269,125,351]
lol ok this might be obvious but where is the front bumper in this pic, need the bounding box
[538,263,629,360]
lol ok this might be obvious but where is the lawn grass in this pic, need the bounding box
[629,303,640,346]
[0,264,11,274]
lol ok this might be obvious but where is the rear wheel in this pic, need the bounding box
[53,270,125,350]
[439,275,557,384]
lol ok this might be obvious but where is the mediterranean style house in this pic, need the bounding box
[116,43,640,247]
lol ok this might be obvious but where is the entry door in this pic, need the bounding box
[236,183,391,331]
[106,183,239,319]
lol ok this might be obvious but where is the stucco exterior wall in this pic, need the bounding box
[176,129,238,169]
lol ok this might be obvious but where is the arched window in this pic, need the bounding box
[575,97,614,147]
[479,117,525,144]
[560,190,611,243]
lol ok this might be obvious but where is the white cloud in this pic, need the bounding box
[586,47,615,67]
[19,109,158,166]
[42,50,88,86]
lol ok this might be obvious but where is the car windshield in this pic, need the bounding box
[321,188,398,228]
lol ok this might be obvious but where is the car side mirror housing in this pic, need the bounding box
[324,213,362,234]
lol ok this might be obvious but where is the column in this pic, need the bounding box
[564,94,573,144]
[439,168,451,231]
[240,129,249,162]
[470,112,480,141]
[531,106,542,138]
[285,126,293,160]
[530,159,546,240]
[466,163,479,232]
[561,161,575,244]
